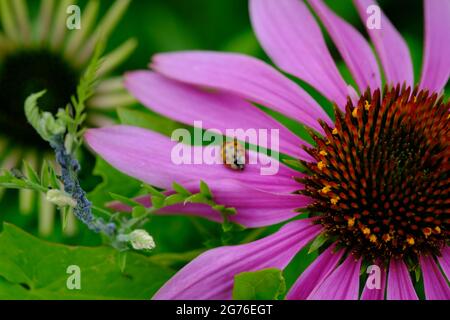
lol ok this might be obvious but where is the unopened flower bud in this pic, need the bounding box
[46,189,77,208]
[128,229,155,251]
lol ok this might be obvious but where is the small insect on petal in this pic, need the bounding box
[221,139,246,171]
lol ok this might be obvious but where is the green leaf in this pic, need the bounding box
[0,169,46,193]
[232,268,286,300]
[131,206,147,219]
[172,182,191,196]
[40,161,50,188]
[48,165,61,190]
[109,192,141,207]
[147,249,204,268]
[117,251,128,274]
[308,232,329,254]
[151,195,165,209]
[184,193,209,205]
[89,157,142,207]
[199,180,212,199]
[142,184,165,198]
[221,220,244,234]
[415,266,421,282]
[24,90,66,142]
[164,194,186,206]
[61,207,71,231]
[0,223,174,299]
[0,276,36,300]
[23,161,40,184]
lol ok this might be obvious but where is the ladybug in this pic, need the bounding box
[221,139,246,171]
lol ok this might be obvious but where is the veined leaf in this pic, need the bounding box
[0,223,174,300]
[232,268,286,300]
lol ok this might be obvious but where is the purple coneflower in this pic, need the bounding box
[85,0,449,300]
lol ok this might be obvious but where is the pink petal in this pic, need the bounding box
[85,125,299,192]
[307,255,362,300]
[437,247,450,281]
[109,179,313,228]
[308,0,381,92]
[249,0,349,108]
[153,218,323,300]
[361,262,387,300]
[420,255,450,300]
[124,71,312,160]
[354,0,414,87]
[420,0,450,93]
[387,259,418,300]
[286,245,344,300]
[151,51,332,132]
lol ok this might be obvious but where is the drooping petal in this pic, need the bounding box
[249,0,350,108]
[153,218,322,300]
[286,245,344,300]
[85,126,299,192]
[387,259,418,300]
[308,0,381,92]
[437,247,450,280]
[420,255,450,300]
[307,254,362,300]
[109,179,312,228]
[151,51,332,132]
[361,262,387,300]
[354,0,414,87]
[419,0,450,93]
[125,71,312,160]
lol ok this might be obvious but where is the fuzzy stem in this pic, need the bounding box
[49,134,115,236]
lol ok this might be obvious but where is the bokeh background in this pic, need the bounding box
[0,0,443,299]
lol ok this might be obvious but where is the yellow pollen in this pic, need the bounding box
[435,226,441,234]
[347,217,355,228]
[413,96,417,103]
[362,227,371,235]
[319,150,328,156]
[406,236,415,245]
[317,161,326,170]
[423,227,432,237]
[332,128,339,135]
[330,196,340,205]
[321,185,332,194]
[382,234,391,242]
[369,234,377,243]
[364,100,371,111]
[352,107,358,118]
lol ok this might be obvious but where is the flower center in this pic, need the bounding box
[0,50,79,148]
[300,86,449,262]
